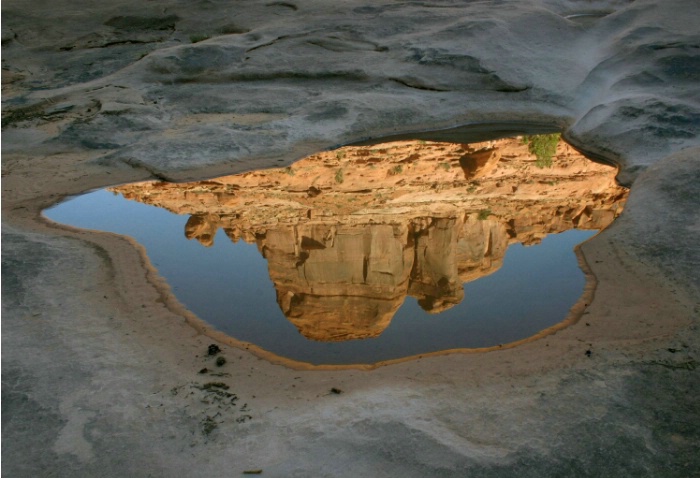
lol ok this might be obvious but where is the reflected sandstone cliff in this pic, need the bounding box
[113,137,628,342]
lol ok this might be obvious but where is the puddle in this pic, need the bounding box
[45,135,628,367]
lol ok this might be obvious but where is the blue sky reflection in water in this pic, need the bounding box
[45,188,596,365]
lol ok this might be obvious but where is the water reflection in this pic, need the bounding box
[111,138,627,347]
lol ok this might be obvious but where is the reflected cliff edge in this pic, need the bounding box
[113,137,628,343]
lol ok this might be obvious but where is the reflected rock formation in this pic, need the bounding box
[114,137,628,341]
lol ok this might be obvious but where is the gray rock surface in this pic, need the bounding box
[2,0,699,476]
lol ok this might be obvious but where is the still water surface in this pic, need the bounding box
[46,189,594,364]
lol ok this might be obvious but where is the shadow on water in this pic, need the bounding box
[45,134,628,366]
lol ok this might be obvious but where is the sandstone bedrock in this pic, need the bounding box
[2,0,699,477]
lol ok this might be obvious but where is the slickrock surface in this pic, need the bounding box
[2,0,699,476]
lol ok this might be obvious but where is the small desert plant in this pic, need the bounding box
[283,166,295,176]
[522,133,560,168]
[389,164,404,175]
[336,150,346,160]
[477,209,492,220]
[335,168,344,184]
[439,162,451,171]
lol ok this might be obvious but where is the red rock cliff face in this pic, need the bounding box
[113,138,628,341]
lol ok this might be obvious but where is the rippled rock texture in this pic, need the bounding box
[3,0,699,187]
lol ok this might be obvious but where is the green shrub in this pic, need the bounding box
[335,168,344,184]
[477,209,492,220]
[522,133,560,168]
[389,164,403,175]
